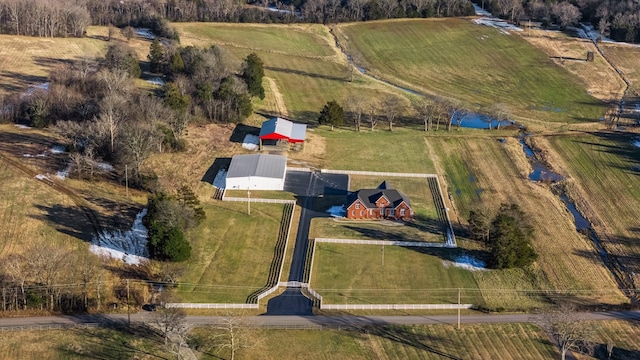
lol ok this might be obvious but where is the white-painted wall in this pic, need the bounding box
[225,176,284,191]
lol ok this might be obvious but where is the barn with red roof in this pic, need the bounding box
[258,117,307,150]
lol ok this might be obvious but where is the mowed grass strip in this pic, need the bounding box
[427,135,627,308]
[192,323,559,360]
[310,242,482,304]
[178,201,285,303]
[542,132,640,281]
[337,18,604,124]
[310,217,444,243]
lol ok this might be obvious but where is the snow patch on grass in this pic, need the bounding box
[97,162,114,171]
[242,134,259,151]
[472,18,522,32]
[135,28,155,40]
[50,145,66,154]
[14,124,31,129]
[443,255,487,271]
[632,138,640,148]
[90,208,150,265]
[146,77,165,86]
[326,205,346,217]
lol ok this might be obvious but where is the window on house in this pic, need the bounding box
[369,209,373,215]
[400,208,405,216]
[360,210,363,216]
[355,203,360,209]
[389,209,395,216]
[352,211,355,216]
[380,208,384,215]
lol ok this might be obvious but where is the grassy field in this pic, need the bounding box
[0,327,170,359]
[174,22,409,122]
[600,43,640,125]
[540,132,640,290]
[191,322,560,359]
[523,29,625,107]
[176,201,286,303]
[318,127,436,172]
[427,134,627,308]
[335,18,605,126]
[310,242,484,304]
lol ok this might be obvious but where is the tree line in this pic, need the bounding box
[0,0,475,39]
[477,0,640,43]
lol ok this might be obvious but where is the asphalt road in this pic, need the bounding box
[1,311,638,328]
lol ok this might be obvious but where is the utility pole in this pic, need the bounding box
[457,288,461,330]
[126,279,131,327]
[125,165,129,197]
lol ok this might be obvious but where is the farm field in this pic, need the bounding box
[522,29,625,107]
[334,18,605,127]
[540,132,640,290]
[0,327,170,359]
[174,22,408,122]
[426,134,627,308]
[177,201,286,303]
[191,322,561,360]
[0,32,106,96]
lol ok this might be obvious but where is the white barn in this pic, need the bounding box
[225,154,287,191]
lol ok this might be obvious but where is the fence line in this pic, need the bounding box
[315,238,452,248]
[434,176,457,247]
[321,304,474,310]
[320,169,437,178]
[256,285,281,302]
[222,197,296,204]
[165,303,259,309]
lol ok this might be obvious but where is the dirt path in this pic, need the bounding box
[266,77,289,117]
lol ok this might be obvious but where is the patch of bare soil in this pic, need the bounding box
[265,77,288,117]
[287,130,326,169]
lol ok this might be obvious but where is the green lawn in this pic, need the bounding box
[310,217,444,243]
[337,18,605,125]
[310,242,483,304]
[177,202,286,303]
[320,128,436,172]
[192,323,560,360]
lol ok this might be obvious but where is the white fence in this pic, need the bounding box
[222,196,295,204]
[165,303,259,309]
[287,167,313,172]
[434,176,457,247]
[256,285,281,302]
[315,238,453,248]
[0,323,102,332]
[320,169,437,178]
[321,303,474,310]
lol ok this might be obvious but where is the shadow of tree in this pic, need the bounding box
[30,204,95,242]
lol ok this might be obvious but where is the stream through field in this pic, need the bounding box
[519,137,609,259]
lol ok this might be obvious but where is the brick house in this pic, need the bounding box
[345,182,413,221]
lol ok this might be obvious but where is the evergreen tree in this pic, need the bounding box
[240,53,265,99]
[318,100,344,130]
[169,51,185,75]
[164,83,191,113]
[487,204,537,269]
[148,38,165,73]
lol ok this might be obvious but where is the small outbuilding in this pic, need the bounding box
[226,154,287,191]
[259,117,307,150]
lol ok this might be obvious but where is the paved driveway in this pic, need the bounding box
[284,171,348,197]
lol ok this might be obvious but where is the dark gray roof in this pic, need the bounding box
[347,188,411,209]
[227,154,286,179]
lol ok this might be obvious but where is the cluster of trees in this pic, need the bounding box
[145,186,206,262]
[480,0,640,43]
[0,245,109,312]
[149,40,261,124]
[468,203,538,269]
[0,0,91,37]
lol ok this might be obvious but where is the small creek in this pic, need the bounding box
[519,136,610,259]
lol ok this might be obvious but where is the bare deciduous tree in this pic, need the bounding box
[150,305,188,345]
[381,94,404,131]
[345,94,367,132]
[537,303,595,360]
[208,317,255,360]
